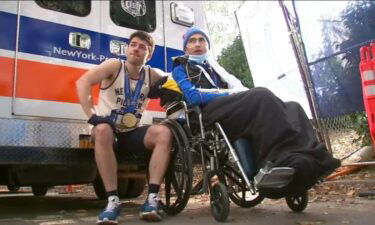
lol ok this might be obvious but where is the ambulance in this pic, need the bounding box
[0,0,205,197]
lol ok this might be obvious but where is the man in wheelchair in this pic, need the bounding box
[165,26,341,199]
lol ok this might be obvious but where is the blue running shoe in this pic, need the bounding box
[139,198,162,222]
[97,196,122,225]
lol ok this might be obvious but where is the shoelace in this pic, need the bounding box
[148,196,160,209]
[105,199,120,212]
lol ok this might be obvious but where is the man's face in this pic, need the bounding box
[126,36,152,65]
[185,34,208,55]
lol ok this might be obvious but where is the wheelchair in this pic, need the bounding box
[159,100,309,222]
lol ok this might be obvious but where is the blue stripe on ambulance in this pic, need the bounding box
[0,11,183,71]
[0,11,17,52]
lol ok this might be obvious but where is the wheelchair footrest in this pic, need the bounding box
[254,167,295,189]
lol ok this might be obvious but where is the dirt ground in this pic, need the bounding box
[2,129,375,224]
[1,164,375,225]
[1,180,375,225]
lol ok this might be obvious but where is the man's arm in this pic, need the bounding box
[207,57,249,92]
[76,58,121,118]
[172,65,228,106]
[147,68,168,99]
[149,67,166,86]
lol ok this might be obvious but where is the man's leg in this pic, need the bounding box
[93,124,121,225]
[140,124,172,221]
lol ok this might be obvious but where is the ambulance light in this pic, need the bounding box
[69,32,91,50]
[110,40,127,56]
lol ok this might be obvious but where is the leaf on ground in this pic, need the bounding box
[296,220,323,225]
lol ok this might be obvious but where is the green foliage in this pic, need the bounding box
[350,112,372,146]
[317,1,375,146]
[217,35,254,88]
[340,1,375,147]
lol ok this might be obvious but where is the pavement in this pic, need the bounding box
[0,185,375,225]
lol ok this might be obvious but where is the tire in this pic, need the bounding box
[93,177,106,200]
[7,185,20,192]
[219,156,264,208]
[210,183,230,222]
[122,178,146,198]
[117,179,129,198]
[228,187,264,208]
[32,185,48,196]
[93,176,129,200]
[285,191,308,212]
[160,119,193,216]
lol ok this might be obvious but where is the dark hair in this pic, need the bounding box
[129,31,155,56]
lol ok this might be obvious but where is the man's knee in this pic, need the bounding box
[250,87,275,98]
[92,123,114,144]
[245,87,281,106]
[147,125,172,145]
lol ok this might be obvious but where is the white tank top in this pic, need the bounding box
[96,60,151,133]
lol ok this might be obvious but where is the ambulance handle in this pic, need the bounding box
[69,32,91,50]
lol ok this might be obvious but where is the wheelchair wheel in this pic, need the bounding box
[285,191,308,212]
[219,159,264,208]
[229,188,264,208]
[210,183,230,222]
[220,173,264,208]
[160,120,193,215]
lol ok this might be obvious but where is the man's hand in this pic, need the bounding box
[148,76,168,99]
[88,114,116,132]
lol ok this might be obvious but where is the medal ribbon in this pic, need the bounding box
[123,65,145,114]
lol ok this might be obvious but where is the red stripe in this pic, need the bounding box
[147,99,165,112]
[7,58,164,111]
[0,56,15,97]
[16,59,100,104]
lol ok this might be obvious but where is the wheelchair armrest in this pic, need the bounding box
[187,105,202,116]
[165,101,185,114]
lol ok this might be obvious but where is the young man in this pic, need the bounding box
[76,31,171,224]
[172,26,341,196]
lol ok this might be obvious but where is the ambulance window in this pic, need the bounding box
[170,2,195,27]
[35,0,91,17]
[110,0,156,32]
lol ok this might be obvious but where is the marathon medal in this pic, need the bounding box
[122,113,137,128]
[121,65,145,128]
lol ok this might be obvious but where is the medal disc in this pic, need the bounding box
[122,113,137,128]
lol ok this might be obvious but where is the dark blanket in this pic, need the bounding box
[201,87,340,194]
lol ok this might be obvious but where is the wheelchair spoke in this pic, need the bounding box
[171,172,183,198]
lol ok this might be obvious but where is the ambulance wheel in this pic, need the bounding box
[211,183,230,222]
[286,191,308,212]
[32,185,48,196]
[7,185,20,192]
[93,176,129,199]
[123,178,146,198]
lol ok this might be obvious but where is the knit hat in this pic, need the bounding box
[183,26,211,50]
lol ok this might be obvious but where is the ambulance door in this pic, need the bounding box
[100,0,166,124]
[163,1,206,71]
[0,1,18,118]
[100,0,165,69]
[13,0,100,120]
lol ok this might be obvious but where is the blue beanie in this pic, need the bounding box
[183,26,211,50]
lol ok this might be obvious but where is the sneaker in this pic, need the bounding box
[97,196,122,225]
[139,199,162,222]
